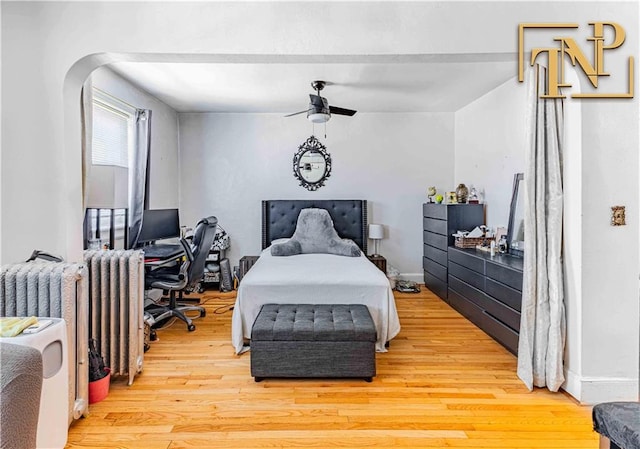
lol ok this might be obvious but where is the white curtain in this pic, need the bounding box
[517,65,566,392]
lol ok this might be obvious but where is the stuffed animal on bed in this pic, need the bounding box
[271,208,361,257]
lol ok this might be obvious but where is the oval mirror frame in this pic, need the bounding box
[293,135,332,191]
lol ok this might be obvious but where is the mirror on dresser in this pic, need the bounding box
[506,173,524,257]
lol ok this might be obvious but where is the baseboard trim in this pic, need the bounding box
[563,369,639,404]
[401,273,423,284]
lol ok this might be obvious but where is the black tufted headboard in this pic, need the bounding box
[262,200,368,253]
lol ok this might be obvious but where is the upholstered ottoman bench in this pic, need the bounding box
[592,401,640,449]
[250,304,376,382]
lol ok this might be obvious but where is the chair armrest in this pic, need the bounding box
[180,238,195,263]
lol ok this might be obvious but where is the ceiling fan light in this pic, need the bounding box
[308,112,331,123]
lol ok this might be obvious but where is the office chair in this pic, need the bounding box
[144,216,218,331]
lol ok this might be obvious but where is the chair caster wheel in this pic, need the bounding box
[150,329,158,341]
[188,324,196,332]
[201,310,207,318]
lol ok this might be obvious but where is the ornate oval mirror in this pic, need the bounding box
[293,135,331,191]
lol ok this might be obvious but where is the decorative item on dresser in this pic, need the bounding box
[468,185,479,204]
[455,183,469,203]
[447,247,523,354]
[427,186,437,203]
[507,173,525,256]
[422,203,484,301]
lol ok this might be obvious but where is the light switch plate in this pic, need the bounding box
[611,205,626,226]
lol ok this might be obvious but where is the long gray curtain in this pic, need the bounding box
[517,64,566,392]
[128,109,151,248]
[80,76,94,209]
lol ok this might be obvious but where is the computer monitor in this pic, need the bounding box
[135,208,180,246]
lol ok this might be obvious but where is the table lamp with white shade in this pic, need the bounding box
[368,224,384,256]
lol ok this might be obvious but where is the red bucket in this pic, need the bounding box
[88,368,111,404]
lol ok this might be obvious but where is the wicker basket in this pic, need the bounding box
[454,236,494,249]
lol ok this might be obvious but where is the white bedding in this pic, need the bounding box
[231,247,401,354]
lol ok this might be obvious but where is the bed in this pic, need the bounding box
[231,200,401,354]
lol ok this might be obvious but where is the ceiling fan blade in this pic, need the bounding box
[284,109,310,117]
[329,106,357,116]
[309,94,327,108]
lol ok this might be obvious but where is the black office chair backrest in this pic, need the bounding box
[185,216,218,289]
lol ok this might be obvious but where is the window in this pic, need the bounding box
[85,208,128,250]
[91,89,136,167]
[85,89,138,250]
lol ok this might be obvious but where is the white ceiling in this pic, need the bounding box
[109,55,516,114]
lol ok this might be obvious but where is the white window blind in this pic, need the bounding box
[92,91,135,167]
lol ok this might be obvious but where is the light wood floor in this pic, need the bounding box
[67,287,597,449]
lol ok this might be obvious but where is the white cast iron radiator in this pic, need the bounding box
[83,249,145,386]
[0,261,90,423]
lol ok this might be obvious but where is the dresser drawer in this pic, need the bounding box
[424,244,448,267]
[485,278,522,312]
[448,275,485,307]
[480,312,519,355]
[424,271,447,301]
[448,288,484,326]
[423,203,447,220]
[483,298,521,333]
[423,217,448,235]
[448,261,484,291]
[423,257,447,282]
[423,230,448,251]
[448,248,485,275]
[450,272,520,332]
[486,261,523,291]
[449,289,519,355]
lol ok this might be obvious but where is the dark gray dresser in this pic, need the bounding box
[422,203,484,301]
[447,247,523,354]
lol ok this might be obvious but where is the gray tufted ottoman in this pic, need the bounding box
[593,401,640,449]
[250,304,377,382]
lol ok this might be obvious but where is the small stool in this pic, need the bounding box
[250,304,376,382]
[592,401,640,449]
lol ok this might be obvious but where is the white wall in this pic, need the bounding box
[454,77,527,230]
[178,112,454,278]
[91,67,180,211]
[579,96,639,402]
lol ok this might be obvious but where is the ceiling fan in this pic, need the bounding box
[285,80,357,123]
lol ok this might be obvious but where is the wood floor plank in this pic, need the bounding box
[67,288,597,448]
